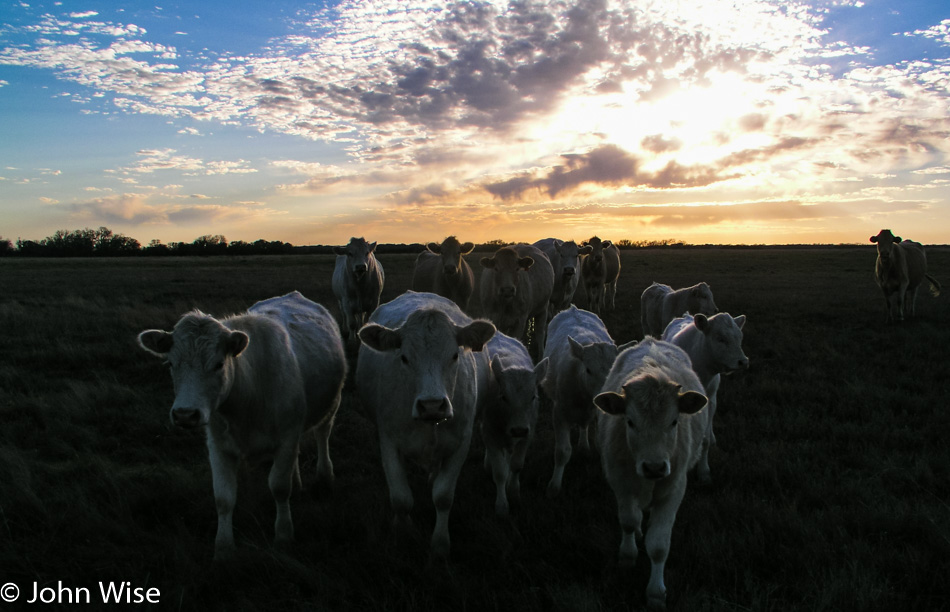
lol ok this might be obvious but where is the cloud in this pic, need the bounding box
[111,149,256,176]
[67,194,282,227]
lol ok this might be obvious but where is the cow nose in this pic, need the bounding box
[641,461,669,480]
[509,426,530,439]
[414,398,452,422]
[499,286,515,298]
[738,358,750,370]
[443,264,458,275]
[563,267,575,277]
[171,408,202,428]
[354,264,367,275]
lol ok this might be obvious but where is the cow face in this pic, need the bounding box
[481,247,534,301]
[557,240,591,279]
[688,283,718,316]
[568,336,620,398]
[490,356,548,439]
[428,236,474,277]
[595,372,707,480]
[360,310,495,423]
[138,313,249,428]
[335,237,377,279]
[582,236,612,266]
[694,313,749,373]
[870,229,902,265]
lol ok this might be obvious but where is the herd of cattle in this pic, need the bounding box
[137,231,938,609]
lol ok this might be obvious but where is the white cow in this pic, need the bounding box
[479,244,554,359]
[356,291,495,559]
[332,237,385,342]
[532,238,593,315]
[662,312,748,484]
[870,229,941,323]
[412,236,476,312]
[595,338,709,610]
[137,291,346,558]
[480,331,548,516]
[640,281,718,338]
[580,236,620,314]
[542,305,632,497]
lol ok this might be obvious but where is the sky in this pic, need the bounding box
[1,0,949,246]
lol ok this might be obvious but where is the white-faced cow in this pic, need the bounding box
[533,238,593,316]
[595,338,709,610]
[640,281,718,338]
[542,305,633,498]
[356,291,495,559]
[479,331,548,516]
[870,229,941,323]
[479,244,554,359]
[580,236,620,314]
[412,236,476,311]
[332,237,385,341]
[137,291,346,558]
[662,312,748,484]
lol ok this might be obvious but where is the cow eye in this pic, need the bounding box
[671,418,678,428]
[626,419,635,430]
[400,354,410,366]
[214,361,225,371]
[452,352,459,362]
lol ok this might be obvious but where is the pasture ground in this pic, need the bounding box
[1,247,948,611]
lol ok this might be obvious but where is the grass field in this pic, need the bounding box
[1,247,948,611]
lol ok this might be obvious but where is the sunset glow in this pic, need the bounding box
[1,1,949,246]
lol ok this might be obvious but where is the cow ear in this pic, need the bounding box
[226,331,249,356]
[617,340,638,352]
[359,324,401,351]
[568,336,585,360]
[602,241,612,249]
[518,256,534,270]
[480,257,496,269]
[677,390,707,414]
[138,330,173,356]
[460,242,475,255]
[694,313,709,332]
[734,314,746,330]
[426,242,441,254]
[458,320,495,352]
[534,357,549,385]
[490,354,505,378]
[579,245,593,255]
[894,236,902,243]
[594,391,626,415]
[368,241,378,253]
[333,246,346,255]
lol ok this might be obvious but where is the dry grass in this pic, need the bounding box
[1,247,948,611]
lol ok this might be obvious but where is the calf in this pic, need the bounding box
[412,236,476,311]
[480,332,548,516]
[595,338,708,610]
[542,305,631,497]
[662,312,748,483]
[640,281,717,338]
[137,291,346,558]
[356,291,495,558]
[332,237,385,341]
[870,229,941,322]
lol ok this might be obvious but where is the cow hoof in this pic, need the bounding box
[647,593,667,611]
[546,482,561,499]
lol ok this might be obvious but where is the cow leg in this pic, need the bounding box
[643,482,687,610]
[430,441,470,559]
[486,443,511,516]
[379,436,414,528]
[696,377,720,485]
[209,444,240,558]
[577,424,591,453]
[906,286,919,318]
[314,414,336,486]
[607,280,618,310]
[269,439,300,548]
[507,436,529,506]
[615,489,643,567]
[547,411,572,497]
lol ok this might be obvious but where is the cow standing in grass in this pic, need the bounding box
[640,281,718,338]
[870,229,941,323]
[595,338,708,610]
[137,291,346,559]
[533,238,593,316]
[479,244,554,359]
[332,237,385,342]
[580,236,620,314]
[356,291,495,559]
[662,312,748,484]
[412,236,476,312]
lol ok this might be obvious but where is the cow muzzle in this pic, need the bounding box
[509,426,530,439]
[353,264,368,278]
[443,264,458,276]
[639,460,670,480]
[413,397,453,423]
[562,267,576,277]
[171,407,203,429]
[498,286,516,300]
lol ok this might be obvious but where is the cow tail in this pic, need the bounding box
[926,274,942,297]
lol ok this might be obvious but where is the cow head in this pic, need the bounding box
[428,236,474,277]
[567,336,620,398]
[582,236,611,265]
[594,370,707,480]
[688,282,718,316]
[557,240,591,279]
[870,229,901,265]
[693,313,749,373]
[335,237,377,279]
[138,312,249,429]
[489,355,548,439]
[360,309,495,423]
[481,247,533,301]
